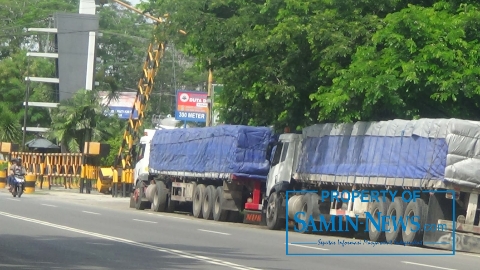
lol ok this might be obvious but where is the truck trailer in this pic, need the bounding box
[131,125,274,223]
[264,118,480,253]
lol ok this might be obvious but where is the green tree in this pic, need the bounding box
[49,89,116,152]
[143,0,480,129]
[0,105,22,142]
[316,2,480,122]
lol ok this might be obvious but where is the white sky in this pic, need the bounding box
[128,0,142,6]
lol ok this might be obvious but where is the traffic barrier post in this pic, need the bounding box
[0,169,6,189]
[24,174,36,194]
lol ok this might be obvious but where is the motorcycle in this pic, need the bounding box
[12,177,25,198]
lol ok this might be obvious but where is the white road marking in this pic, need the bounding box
[6,198,20,201]
[132,219,157,224]
[86,242,112,246]
[147,212,188,220]
[36,238,58,241]
[401,261,457,270]
[159,214,187,220]
[461,253,480,258]
[0,211,262,270]
[82,211,100,215]
[198,229,231,235]
[286,243,329,251]
[41,204,57,208]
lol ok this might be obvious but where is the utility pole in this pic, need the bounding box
[206,59,213,127]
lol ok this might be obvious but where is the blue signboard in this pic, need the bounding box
[106,106,138,119]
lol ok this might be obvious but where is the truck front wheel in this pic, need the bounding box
[135,182,148,210]
[266,192,285,230]
[129,192,135,208]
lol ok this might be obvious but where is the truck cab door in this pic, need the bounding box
[266,140,293,197]
[133,143,147,183]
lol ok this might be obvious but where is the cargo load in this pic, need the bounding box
[149,125,274,180]
[295,118,480,189]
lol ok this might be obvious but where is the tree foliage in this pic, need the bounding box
[142,0,480,130]
[0,0,206,147]
[317,2,480,122]
[48,89,124,153]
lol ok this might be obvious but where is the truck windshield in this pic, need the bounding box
[137,144,146,160]
[271,143,283,166]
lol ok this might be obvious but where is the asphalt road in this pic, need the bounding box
[0,189,479,270]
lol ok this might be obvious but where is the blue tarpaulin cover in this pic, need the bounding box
[149,125,273,180]
[295,119,480,189]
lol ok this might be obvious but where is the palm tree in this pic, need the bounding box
[49,89,111,153]
[0,104,22,143]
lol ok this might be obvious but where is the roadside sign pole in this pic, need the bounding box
[206,60,213,127]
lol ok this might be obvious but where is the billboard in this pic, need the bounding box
[98,91,138,119]
[55,13,99,101]
[175,90,208,122]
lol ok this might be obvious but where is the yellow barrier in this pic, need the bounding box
[5,152,107,194]
[0,170,6,189]
[97,167,113,194]
[25,174,36,194]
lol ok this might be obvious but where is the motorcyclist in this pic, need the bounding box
[8,158,26,192]
[7,158,17,192]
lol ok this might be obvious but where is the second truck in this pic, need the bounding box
[265,118,480,254]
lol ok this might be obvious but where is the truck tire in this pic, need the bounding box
[213,186,228,222]
[135,183,148,210]
[385,197,406,243]
[402,198,427,244]
[192,184,206,218]
[297,193,321,234]
[202,185,216,220]
[367,197,391,242]
[129,192,135,208]
[152,181,167,212]
[266,192,285,230]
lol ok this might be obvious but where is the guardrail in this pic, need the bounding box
[4,152,105,193]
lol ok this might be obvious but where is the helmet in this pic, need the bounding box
[10,158,18,163]
[17,158,22,163]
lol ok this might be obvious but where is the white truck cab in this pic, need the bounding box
[133,129,156,187]
[266,133,302,198]
[134,124,182,186]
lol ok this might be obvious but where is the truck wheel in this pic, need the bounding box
[266,192,285,230]
[129,192,135,208]
[385,197,406,243]
[296,193,320,234]
[202,185,216,220]
[367,197,391,242]
[213,186,228,222]
[135,184,147,210]
[402,198,427,244]
[152,181,167,212]
[192,184,206,218]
